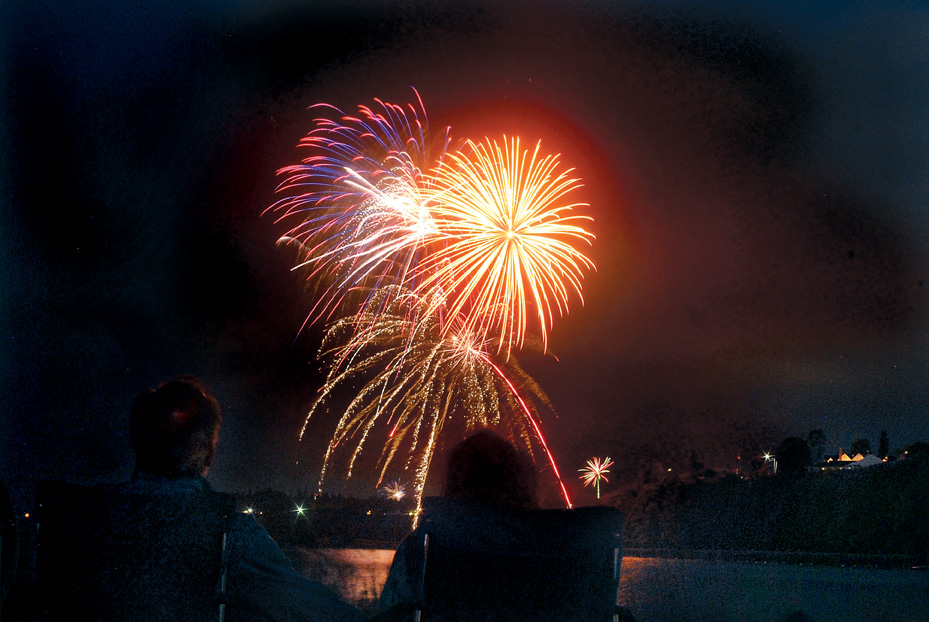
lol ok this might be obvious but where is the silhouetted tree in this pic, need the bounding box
[878,430,889,459]
[776,437,811,475]
[851,438,871,457]
[808,429,826,463]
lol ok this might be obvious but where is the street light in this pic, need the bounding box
[763,452,778,474]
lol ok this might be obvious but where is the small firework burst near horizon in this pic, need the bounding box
[579,457,613,499]
[380,480,406,501]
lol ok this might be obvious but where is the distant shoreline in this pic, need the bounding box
[622,547,928,569]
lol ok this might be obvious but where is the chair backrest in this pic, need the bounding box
[35,480,235,622]
[416,497,624,622]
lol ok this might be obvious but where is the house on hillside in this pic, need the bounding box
[821,448,855,464]
[810,448,886,471]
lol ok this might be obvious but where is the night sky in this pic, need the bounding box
[3,0,928,509]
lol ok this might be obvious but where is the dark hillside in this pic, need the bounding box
[620,457,928,561]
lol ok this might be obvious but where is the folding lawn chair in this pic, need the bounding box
[33,480,235,622]
[410,497,627,622]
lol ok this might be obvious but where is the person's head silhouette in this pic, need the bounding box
[129,377,221,478]
[443,430,538,510]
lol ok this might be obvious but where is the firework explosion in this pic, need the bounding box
[579,457,614,499]
[300,285,565,508]
[380,480,407,502]
[270,90,594,513]
[424,136,595,354]
[266,92,450,325]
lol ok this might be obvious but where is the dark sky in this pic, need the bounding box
[3,0,928,508]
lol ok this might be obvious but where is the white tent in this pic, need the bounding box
[849,454,884,468]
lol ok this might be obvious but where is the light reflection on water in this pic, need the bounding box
[289,548,394,614]
[291,549,929,622]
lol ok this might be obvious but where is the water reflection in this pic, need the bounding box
[291,549,929,622]
[289,548,393,614]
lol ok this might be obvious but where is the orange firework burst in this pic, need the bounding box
[421,136,595,355]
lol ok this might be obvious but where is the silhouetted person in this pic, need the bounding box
[131,378,365,621]
[376,430,537,617]
[133,378,365,621]
[14,378,364,622]
[377,430,632,622]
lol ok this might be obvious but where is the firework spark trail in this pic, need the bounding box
[481,355,573,508]
[422,136,595,356]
